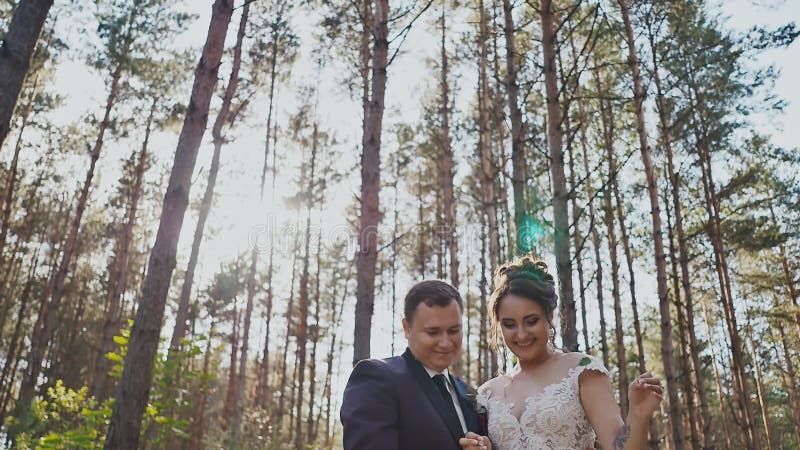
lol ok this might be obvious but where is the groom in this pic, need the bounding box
[340,280,490,450]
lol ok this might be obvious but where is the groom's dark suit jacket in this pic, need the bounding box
[340,348,481,450]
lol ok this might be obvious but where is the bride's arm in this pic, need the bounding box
[579,371,661,450]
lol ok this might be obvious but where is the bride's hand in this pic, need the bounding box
[459,431,491,450]
[628,372,663,418]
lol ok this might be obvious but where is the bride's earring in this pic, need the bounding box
[548,327,556,348]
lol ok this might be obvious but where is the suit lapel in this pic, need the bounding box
[402,349,464,442]
[451,375,480,434]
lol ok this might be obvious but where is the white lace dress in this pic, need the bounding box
[477,355,609,450]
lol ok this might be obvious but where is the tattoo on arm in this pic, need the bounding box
[614,424,631,450]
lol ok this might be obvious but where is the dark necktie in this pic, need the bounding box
[432,374,461,430]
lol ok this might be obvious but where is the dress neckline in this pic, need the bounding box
[496,363,584,423]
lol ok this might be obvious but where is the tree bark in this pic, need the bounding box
[184,322,216,450]
[566,120,589,354]
[0,0,53,148]
[775,315,800,445]
[353,0,388,364]
[307,229,323,443]
[476,0,500,377]
[745,317,773,450]
[90,98,155,400]
[694,117,758,449]
[768,197,800,332]
[611,160,645,373]
[541,0,577,351]
[502,0,527,254]
[439,4,458,290]
[664,180,700,447]
[171,3,248,356]
[103,2,234,447]
[18,12,133,412]
[276,235,300,432]
[0,252,38,422]
[701,299,733,450]
[0,72,39,259]
[598,94,629,412]
[616,1,683,446]
[223,304,240,428]
[580,64,608,365]
[293,121,318,449]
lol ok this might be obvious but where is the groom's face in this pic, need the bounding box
[403,300,462,372]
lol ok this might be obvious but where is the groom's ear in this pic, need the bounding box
[402,317,411,338]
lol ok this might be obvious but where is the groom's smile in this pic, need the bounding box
[402,301,463,373]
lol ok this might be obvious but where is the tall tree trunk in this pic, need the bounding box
[611,162,645,372]
[307,230,323,443]
[478,217,489,383]
[598,94,629,412]
[223,304,241,428]
[541,0,577,351]
[502,0,526,253]
[256,75,281,412]
[0,0,53,148]
[664,180,700,448]
[695,125,758,449]
[745,316,773,450]
[768,197,800,332]
[0,252,38,422]
[18,19,132,413]
[567,123,589,354]
[258,4,285,199]
[293,121,318,449]
[489,0,512,264]
[577,75,607,364]
[416,164,426,279]
[276,236,300,433]
[171,3,248,355]
[701,299,733,450]
[646,16,711,447]
[775,315,800,445]
[353,0,388,364]
[90,98,155,400]
[184,322,216,450]
[257,241,275,409]
[288,346,300,443]
[390,155,400,355]
[572,72,601,357]
[617,1,682,446]
[439,3,458,290]
[0,72,39,259]
[103,2,234,447]
[477,0,500,376]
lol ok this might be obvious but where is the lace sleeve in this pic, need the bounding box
[476,383,492,409]
[573,355,610,378]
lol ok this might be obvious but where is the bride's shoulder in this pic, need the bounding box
[477,375,509,398]
[560,352,610,377]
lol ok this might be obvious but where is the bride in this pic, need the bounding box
[460,256,663,450]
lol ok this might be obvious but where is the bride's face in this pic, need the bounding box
[498,294,551,362]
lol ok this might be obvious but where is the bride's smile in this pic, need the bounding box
[498,294,553,365]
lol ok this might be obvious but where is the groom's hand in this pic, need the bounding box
[459,431,491,450]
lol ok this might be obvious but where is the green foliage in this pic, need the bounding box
[6,323,213,449]
[7,383,110,449]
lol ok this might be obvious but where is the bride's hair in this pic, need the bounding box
[488,255,558,350]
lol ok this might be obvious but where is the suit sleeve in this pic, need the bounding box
[340,359,400,450]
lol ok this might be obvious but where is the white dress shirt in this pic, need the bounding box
[423,366,467,433]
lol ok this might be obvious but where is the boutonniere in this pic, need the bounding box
[466,393,489,434]
[465,393,487,415]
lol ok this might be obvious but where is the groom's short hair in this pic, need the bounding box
[404,280,463,322]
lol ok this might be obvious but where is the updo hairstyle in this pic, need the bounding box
[488,255,558,350]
